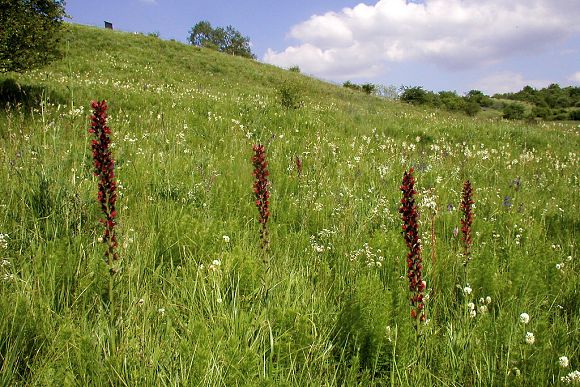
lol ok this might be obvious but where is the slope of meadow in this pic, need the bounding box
[0,24,578,385]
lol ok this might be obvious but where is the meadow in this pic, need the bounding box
[0,24,578,385]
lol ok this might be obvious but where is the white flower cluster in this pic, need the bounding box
[520,312,530,324]
[561,370,580,384]
[349,243,384,267]
[0,233,7,249]
[525,332,535,345]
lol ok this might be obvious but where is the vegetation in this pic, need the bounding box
[188,20,255,59]
[0,24,578,385]
[0,0,67,73]
[400,84,580,121]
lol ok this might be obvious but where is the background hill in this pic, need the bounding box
[0,24,578,385]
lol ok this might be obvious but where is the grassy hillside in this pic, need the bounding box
[0,24,578,385]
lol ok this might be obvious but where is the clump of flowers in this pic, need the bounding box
[89,100,119,273]
[561,370,580,384]
[460,180,474,267]
[399,168,426,323]
[252,144,271,250]
[559,356,570,368]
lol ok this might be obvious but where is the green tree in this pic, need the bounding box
[400,86,430,105]
[0,0,67,73]
[188,21,255,59]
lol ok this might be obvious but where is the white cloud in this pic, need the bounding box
[570,71,580,84]
[264,0,580,79]
[139,0,157,4]
[472,72,552,95]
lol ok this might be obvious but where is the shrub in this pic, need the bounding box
[288,65,301,73]
[502,103,526,120]
[277,81,302,109]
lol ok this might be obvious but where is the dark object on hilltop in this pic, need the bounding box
[105,21,113,30]
[0,0,66,73]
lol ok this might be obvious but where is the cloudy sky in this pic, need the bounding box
[66,0,580,95]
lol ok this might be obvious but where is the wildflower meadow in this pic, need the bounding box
[0,24,578,385]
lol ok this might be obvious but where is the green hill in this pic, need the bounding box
[0,24,578,385]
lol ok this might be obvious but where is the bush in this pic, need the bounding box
[400,86,430,105]
[278,81,302,109]
[464,101,481,116]
[502,103,526,120]
[288,65,301,73]
[569,109,580,121]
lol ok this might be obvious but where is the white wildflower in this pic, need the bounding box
[222,235,230,243]
[478,305,488,314]
[520,312,530,324]
[158,307,165,315]
[467,302,475,310]
[561,370,580,384]
[486,296,492,304]
[463,286,472,295]
[559,356,570,368]
[525,331,535,345]
[469,309,477,318]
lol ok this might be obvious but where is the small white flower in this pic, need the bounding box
[222,235,230,243]
[157,307,165,315]
[559,356,570,368]
[556,263,564,270]
[463,286,472,295]
[212,259,221,266]
[479,297,485,304]
[1,259,10,267]
[485,296,492,304]
[478,305,488,314]
[520,312,530,324]
[561,370,580,384]
[525,331,535,345]
[216,297,223,304]
[468,302,475,310]
[469,309,477,318]
[137,298,145,306]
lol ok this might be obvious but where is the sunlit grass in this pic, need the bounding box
[0,23,578,385]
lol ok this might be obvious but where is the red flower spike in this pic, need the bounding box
[399,168,427,324]
[461,180,475,266]
[252,144,271,250]
[89,100,120,268]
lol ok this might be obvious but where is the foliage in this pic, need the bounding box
[187,20,255,59]
[277,80,302,109]
[288,65,301,73]
[0,0,66,73]
[502,103,526,120]
[400,86,431,105]
[343,81,377,95]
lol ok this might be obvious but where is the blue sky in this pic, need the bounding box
[66,0,580,95]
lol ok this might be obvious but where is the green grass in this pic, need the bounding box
[0,24,578,385]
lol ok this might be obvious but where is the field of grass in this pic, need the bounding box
[0,24,578,385]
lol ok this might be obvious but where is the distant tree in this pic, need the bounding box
[400,86,430,105]
[288,65,300,73]
[0,0,67,73]
[188,21,255,59]
[438,91,465,111]
[343,81,362,92]
[361,83,376,95]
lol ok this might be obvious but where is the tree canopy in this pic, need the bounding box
[0,0,67,73]
[188,21,255,59]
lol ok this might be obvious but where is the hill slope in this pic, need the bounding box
[0,24,578,385]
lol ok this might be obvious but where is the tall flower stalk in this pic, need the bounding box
[399,168,426,327]
[252,144,270,251]
[89,100,119,305]
[460,180,474,269]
